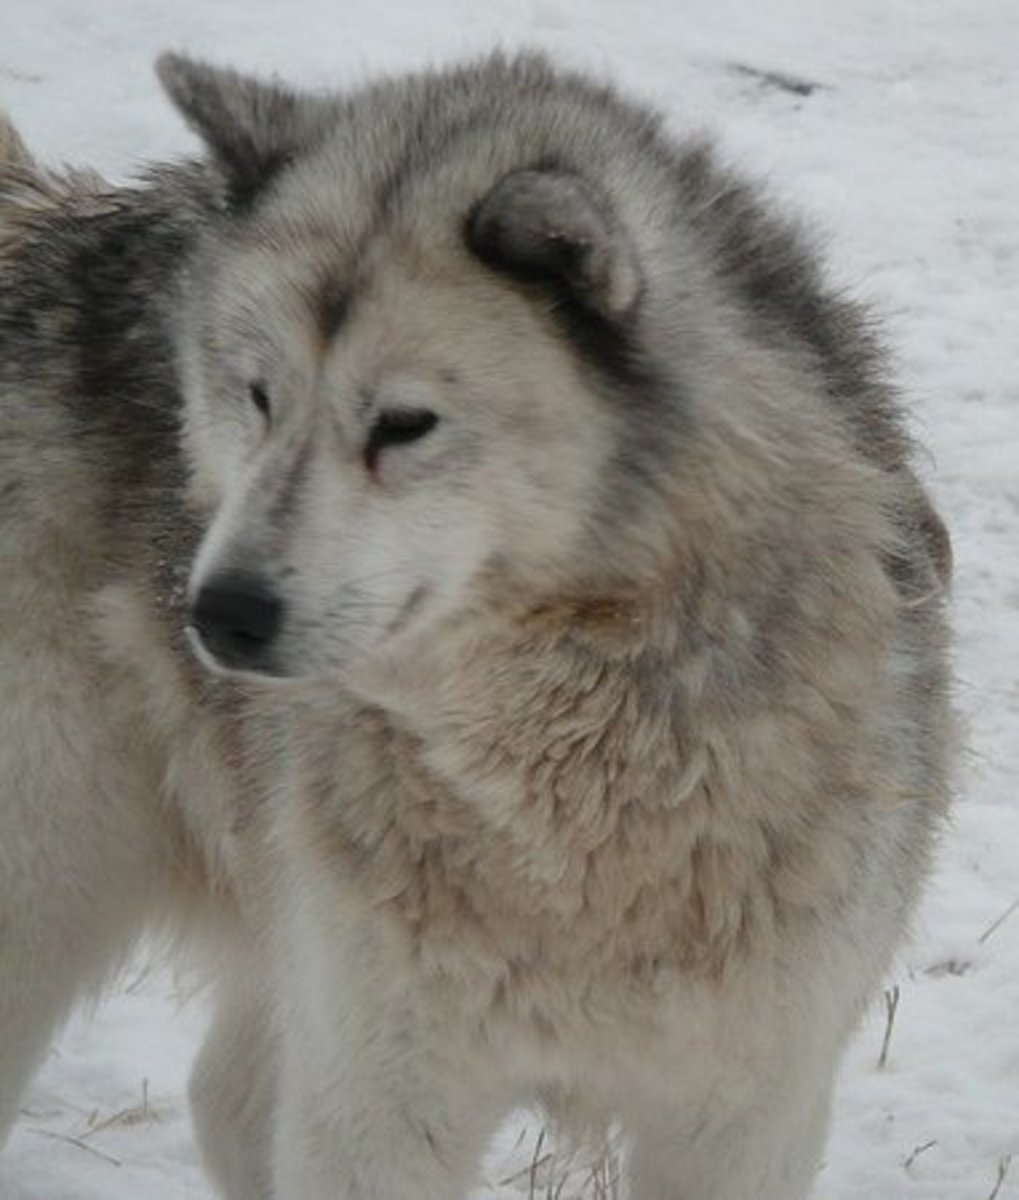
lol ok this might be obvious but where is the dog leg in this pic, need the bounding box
[626,1078,833,1200]
[190,976,277,1200]
[0,769,167,1143]
[271,983,505,1200]
[0,963,78,1142]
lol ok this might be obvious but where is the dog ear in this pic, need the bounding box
[156,53,335,208]
[466,168,641,318]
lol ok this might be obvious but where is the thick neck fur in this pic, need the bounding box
[295,495,901,997]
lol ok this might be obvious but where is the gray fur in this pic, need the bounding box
[467,167,643,317]
[1,52,952,1200]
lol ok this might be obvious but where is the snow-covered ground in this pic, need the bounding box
[1,1,1016,1196]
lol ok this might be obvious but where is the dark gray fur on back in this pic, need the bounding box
[0,164,216,605]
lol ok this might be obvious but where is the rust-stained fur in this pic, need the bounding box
[0,52,952,1200]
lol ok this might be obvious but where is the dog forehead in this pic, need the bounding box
[212,125,639,388]
[323,266,546,393]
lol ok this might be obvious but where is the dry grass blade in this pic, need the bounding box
[528,1128,546,1199]
[575,1142,621,1200]
[903,1139,938,1173]
[979,898,1019,945]
[27,1128,122,1167]
[987,1155,1012,1200]
[82,1078,157,1137]
[878,984,901,1070]
[493,1124,626,1199]
[498,1130,554,1190]
[591,1146,621,1200]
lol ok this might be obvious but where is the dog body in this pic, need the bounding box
[0,56,952,1199]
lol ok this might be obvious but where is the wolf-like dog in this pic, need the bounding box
[0,53,952,1199]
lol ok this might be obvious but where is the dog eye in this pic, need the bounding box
[249,381,272,422]
[365,408,439,472]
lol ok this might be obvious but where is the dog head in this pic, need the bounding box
[162,54,902,701]
[161,54,702,690]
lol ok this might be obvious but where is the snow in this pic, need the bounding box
[1,0,1017,1196]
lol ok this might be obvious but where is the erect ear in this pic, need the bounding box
[466,168,641,318]
[156,53,337,208]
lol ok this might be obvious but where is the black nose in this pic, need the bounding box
[189,571,284,671]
